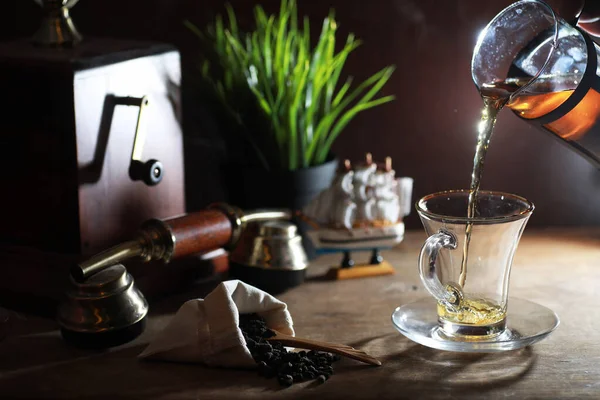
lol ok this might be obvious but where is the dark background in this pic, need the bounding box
[3,0,599,229]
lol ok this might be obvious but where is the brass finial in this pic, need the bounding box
[343,159,352,171]
[385,156,392,171]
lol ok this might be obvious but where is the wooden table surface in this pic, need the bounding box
[1,228,600,399]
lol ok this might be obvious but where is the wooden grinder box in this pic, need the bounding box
[0,38,186,312]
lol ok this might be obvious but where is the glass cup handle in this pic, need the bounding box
[418,229,463,311]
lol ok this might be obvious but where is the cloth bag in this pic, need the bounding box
[138,280,295,368]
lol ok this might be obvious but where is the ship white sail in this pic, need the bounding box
[369,169,401,224]
[395,177,414,218]
[353,163,377,224]
[302,154,414,251]
[303,168,356,229]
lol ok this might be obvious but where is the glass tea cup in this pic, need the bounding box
[416,190,534,338]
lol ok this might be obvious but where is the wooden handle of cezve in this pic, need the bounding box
[74,205,290,280]
[164,209,233,259]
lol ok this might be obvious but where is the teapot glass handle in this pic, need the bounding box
[418,229,463,311]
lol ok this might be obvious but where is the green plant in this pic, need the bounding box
[186,0,395,171]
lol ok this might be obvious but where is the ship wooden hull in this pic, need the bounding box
[307,222,405,251]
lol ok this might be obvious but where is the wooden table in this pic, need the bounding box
[1,228,600,399]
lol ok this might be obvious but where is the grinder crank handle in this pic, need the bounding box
[72,204,292,281]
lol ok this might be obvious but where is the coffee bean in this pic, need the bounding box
[278,374,294,387]
[263,329,276,338]
[303,371,315,380]
[239,314,339,387]
[270,357,282,366]
[278,362,293,373]
[257,343,273,353]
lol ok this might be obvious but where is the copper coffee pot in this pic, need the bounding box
[57,203,292,348]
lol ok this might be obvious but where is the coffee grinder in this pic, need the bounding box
[0,0,187,313]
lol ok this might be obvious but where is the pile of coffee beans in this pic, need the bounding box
[239,313,340,387]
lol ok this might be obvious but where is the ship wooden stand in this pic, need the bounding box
[325,248,395,280]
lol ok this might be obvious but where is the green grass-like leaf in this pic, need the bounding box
[189,0,395,171]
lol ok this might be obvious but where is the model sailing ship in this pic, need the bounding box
[303,153,413,266]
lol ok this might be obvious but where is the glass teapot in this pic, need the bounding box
[472,0,600,167]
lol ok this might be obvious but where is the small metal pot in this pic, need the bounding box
[229,220,308,294]
[57,264,148,348]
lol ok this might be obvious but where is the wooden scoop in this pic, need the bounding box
[267,330,382,366]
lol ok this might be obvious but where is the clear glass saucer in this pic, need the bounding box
[391,297,559,352]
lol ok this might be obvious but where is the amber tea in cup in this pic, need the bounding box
[416,190,534,338]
